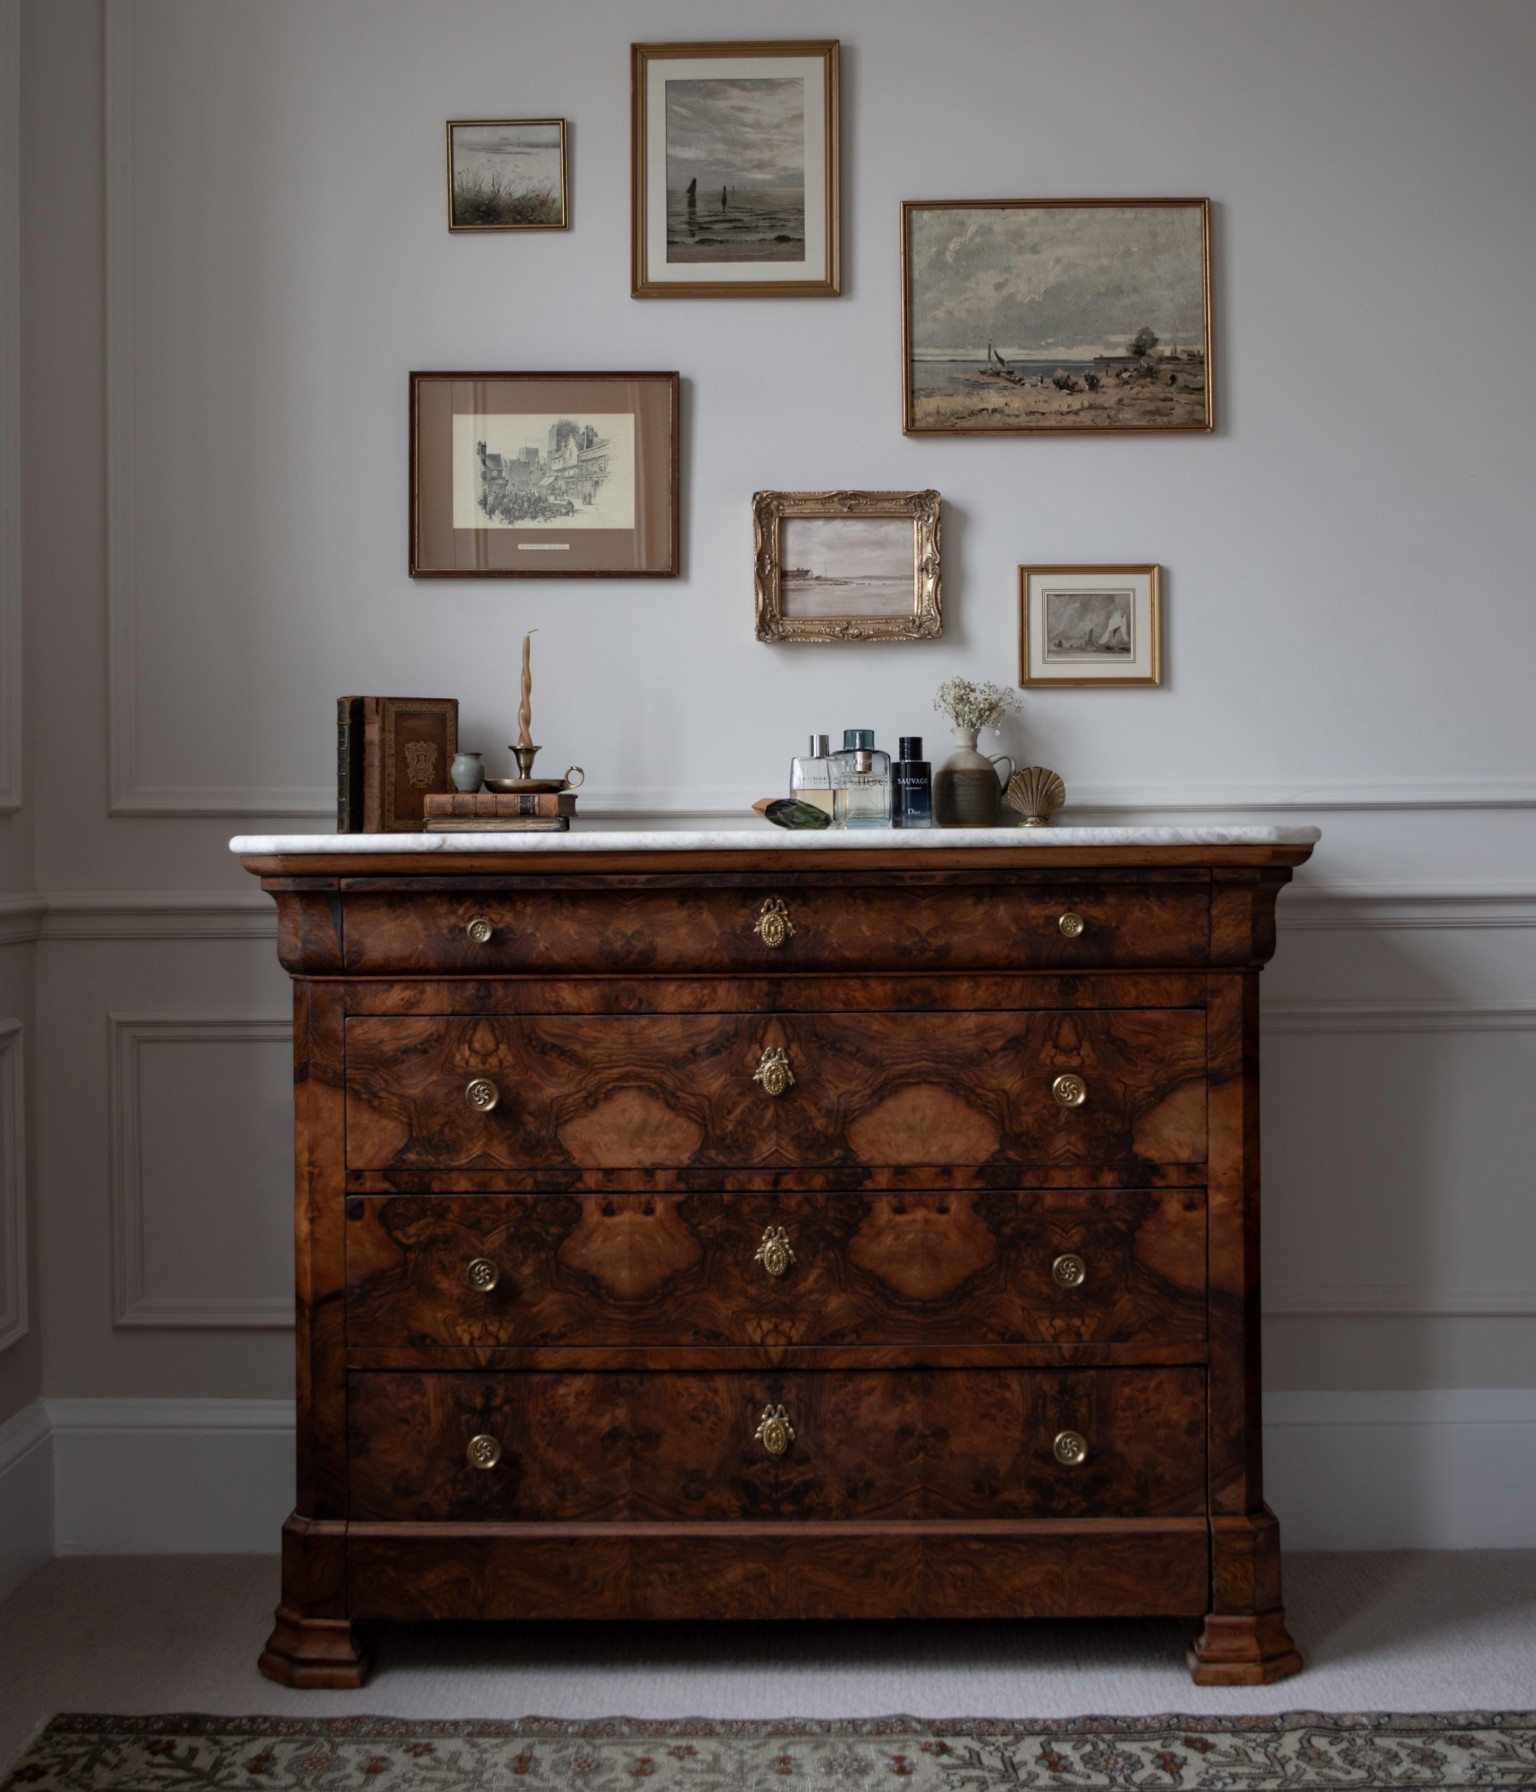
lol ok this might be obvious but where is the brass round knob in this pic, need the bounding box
[1052,1252,1087,1288]
[753,897,795,949]
[1051,1073,1088,1108]
[465,1078,499,1112]
[754,1226,796,1279]
[1053,1430,1088,1466]
[752,1046,795,1098]
[466,916,494,945]
[466,1434,502,1470]
[1058,912,1086,938]
[755,1403,795,1457]
[466,1257,499,1292]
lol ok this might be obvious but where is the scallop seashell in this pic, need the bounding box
[1005,766,1066,827]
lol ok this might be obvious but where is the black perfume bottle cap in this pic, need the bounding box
[898,737,924,762]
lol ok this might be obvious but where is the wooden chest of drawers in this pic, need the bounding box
[240,836,1312,1688]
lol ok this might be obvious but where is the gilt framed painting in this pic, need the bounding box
[631,40,840,298]
[1019,565,1162,686]
[903,199,1212,434]
[409,372,680,578]
[753,490,941,643]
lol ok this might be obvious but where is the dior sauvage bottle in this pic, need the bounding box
[831,729,893,828]
[789,734,835,817]
[892,736,932,828]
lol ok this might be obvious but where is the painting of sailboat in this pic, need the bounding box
[664,77,806,263]
[1044,589,1135,659]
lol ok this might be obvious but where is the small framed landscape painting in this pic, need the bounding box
[903,199,1212,434]
[447,120,568,231]
[631,40,840,298]
[754,490,941,643]
[409,372,680,578]
[1019,565,1162,686]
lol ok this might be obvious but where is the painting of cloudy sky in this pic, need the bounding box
[908,205,1206,359]
[665,78,806,263]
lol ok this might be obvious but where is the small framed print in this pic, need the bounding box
[410,372,680,578]
[754,490,941,643]
[631,40,840,298]
[447,120,568,231]
[1020,565,1161,686]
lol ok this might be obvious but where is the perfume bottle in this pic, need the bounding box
[789,733,835,817]
[892,736,932,828]
[831,729,893,828]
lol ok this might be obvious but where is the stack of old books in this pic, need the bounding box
[422,790,577,832]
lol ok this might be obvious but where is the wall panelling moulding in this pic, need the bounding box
[0,0,21,813]
[0,1019,27,1351]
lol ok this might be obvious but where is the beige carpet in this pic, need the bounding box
[2,1552,1534,1774]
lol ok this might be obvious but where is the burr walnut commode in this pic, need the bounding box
[236,829,1315,1687]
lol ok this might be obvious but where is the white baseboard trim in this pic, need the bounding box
[0,1400,53,1602]
[0,1390,1523,1561]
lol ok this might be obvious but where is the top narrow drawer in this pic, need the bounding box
[338,878,1210,977]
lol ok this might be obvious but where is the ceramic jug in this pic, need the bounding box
[449,751,485,792]
[932,727,1014,827]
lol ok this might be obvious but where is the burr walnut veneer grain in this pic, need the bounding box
[242,845,1309,1688]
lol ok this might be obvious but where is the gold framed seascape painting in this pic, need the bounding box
[754,490,941,643]
[446,120,568,231]
[1020,565,1162,686]
[631,40,840,298]
[903,199,1212,434]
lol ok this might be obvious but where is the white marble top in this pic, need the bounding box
[232,824,1321,856]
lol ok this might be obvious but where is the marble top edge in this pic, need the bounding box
[232,825,1321,855]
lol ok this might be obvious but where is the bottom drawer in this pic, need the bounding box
[347,1367,1206,1523]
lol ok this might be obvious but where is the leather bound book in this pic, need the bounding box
[337,698,366,833]
[359,698,458,831]
[423,815,569,832]
[423,791,578,819]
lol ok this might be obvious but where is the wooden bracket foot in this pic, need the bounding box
[1187,1608,1303,1685]
[259,1604,371,1689]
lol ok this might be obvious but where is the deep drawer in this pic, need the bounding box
[342,1009,1208,1172]
[346,1366,1208,1522]
[337,877,1210,977]
[345,1188,1208,1348]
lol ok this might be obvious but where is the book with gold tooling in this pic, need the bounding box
[338,697,458,831]
[424,790,577,820]
[424,815,569,832]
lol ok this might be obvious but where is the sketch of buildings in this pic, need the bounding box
[475,419,613,524]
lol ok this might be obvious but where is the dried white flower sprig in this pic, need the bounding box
[933,677,1022,732]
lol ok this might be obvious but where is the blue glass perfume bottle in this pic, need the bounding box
[831,729,892,828]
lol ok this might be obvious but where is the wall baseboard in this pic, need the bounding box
[0,1401,53,1603]
[0,1391,1528,1563]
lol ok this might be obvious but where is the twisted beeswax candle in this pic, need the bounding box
[517,630,536,747]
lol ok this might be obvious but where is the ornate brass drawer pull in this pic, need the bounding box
[1051,1073,1088,1108]
[1058,911,1086,938]
[1052,1252,1087,1288]
[1053,1430,1088,1466]
[756,1404,795,1457]
[465,1078,500,1112]
[753,1046,795,1098]
[466,916,494,945]
[465,1257,499,1292]
[755,1226,796,1279]
[466,1434,502,1470]
[753,897,795,949]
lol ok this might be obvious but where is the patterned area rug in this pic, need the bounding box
[5,1713,1536,1791]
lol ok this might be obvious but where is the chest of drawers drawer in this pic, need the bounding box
[338,876,1211,977]
[345,1188,1207,1348]
[347,1366,1207,1523]
[343,1008,1208,1171]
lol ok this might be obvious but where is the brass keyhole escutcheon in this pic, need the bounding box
[465,1078,500,1112]
[466,916,494,945]
[1052,1252,1087,1288]
[1058,911,1086,938]
[1051,1073,1088,1109]
[756,1404,795,1457]
[753,897,795,949]
[755,1226,796,1279]
[753,1046,795,1098]
[1053,1430,1088,1466]
[466,1434,502,1470]
[466,1257,499,1293]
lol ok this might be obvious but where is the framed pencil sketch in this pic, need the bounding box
[410,372,680,578]
[754,491,941,643]
[903,199,1212,434]
[1020,566,1161,686]
[631,40,840,298]
[446,120,568,231]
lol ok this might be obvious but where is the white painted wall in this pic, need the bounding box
[7,0,1535,1553]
